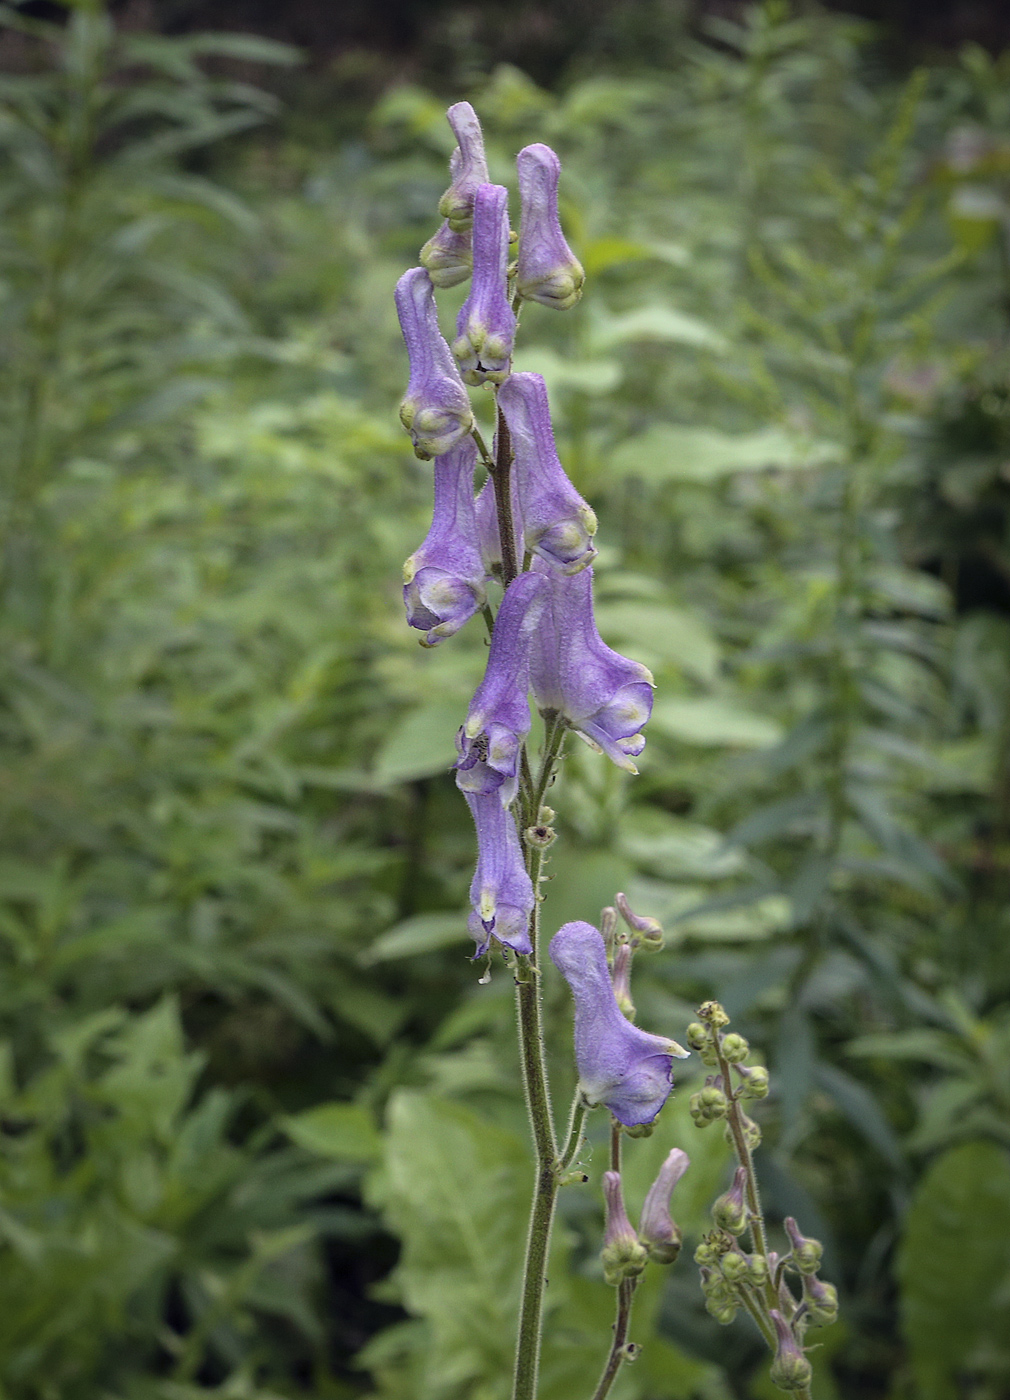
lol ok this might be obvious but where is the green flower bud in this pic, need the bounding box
[769,1311,813,1392]
[747,1253,769,1287]
[623,1119,655,1139]
[712,1166,749,1235]
[784,1217,823,1275]
[719,1250,750,1283]
[721,1033,749,1063]
[686,1022,709,1052]
[736,1064,770,1099]
[601,1171,648,1284]
[724,1112,762,1150]
[698,1000,730,1030]
[803,1274,839,1328]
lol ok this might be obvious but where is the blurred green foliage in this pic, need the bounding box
[3,1,1010,1396]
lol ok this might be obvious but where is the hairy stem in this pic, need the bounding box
[590,1277,638,1400]
[492,403,520,585]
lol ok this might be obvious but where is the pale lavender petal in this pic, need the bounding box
[639,1148,690,1257]
[456,572,547,805]
[530,563,654,772]
[549,920,684,1126]
[395,267,473,460]
[403,438,488,645]
[516,143,584,309]
[439,102,490,233]
[421,219,473,288]
[497,372,597,573]
[466,790,534,957]
[453,184,516,385]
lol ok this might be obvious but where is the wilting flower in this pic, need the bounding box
[395,267,473,460]
[601,1171,648,1284]
[639,1148,689,1264]
[530,563,655,771]
[516,143,584,309]
[465,790,534,957]
[453,184,516,385]
[549,920,688,1126]
[497,372,597,573]
[439,101,490,233]
[403,437,487,645]
[456,572,547,805]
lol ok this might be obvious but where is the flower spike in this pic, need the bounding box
[516,143,584,309]
[439,102,490,233]
[453,184,516,385]
[530,563,655,771]
[456,572,547,805]
[465,791,534,958]
[395,267,473,460]
[497,372,597,574]
[403,438,488,645]
[549,920,688,1126]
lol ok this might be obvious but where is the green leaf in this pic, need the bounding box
[609,423,838,483]
[283,1103,381,1162]
[590,304,729,353]
[512,346,622,396]
[898,1142,1010,1400]
[593,601,720,684]
[650,697,783,748]
[373,700,461,784]
[363,912,470,964]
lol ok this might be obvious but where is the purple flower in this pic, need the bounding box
[456,572,547,806]
[497,372,597,573]
[516,143,584,310]
[474,473,521,581]
[465,790,534,957]
[548,920,688,1126]
[530,564,655,772]
[421,219,472,289]
[601,1171,647,1284]
[639,1148,689,1264]
[439,102,490,233]
[403,438,488,645]
[453,184,516,386]
[395,267,473,460]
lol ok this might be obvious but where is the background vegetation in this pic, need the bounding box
[2,2,1010,1397]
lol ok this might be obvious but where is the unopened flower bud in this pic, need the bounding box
[623,1119,655,1139]
[803,1273,839,1327]
[686,1022,709,1053]
[747,1253,769,1287]
[721,1033,749,1063]
[438,102,489,232]
[726,1112,762,1150]
[769,1311,813,1392]
[611,942,635,1018]
[784,1217,823,1275]
[601,1171,648,1284]
[638,1148,688,1264]
[600,905,618,954]
[615,892,664,949]
[420,218,472,288]
[395,267,473,460]
[719,1250,750,1283]
[736,1063,770,1099]
[690,1084,728,1127]
[712,1166,749,1235]
[453,183,515,385]
[698,1001,730,1030]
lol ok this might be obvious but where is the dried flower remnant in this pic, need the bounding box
[465,790,535,958]
[549,920,688,1127]
[456,572,547,806]
[403,437,488,645]
[453,183,516,385]
[516,143,585,309]
[395,267,473,460]
[497,372,597,573]
[530,563,654,771]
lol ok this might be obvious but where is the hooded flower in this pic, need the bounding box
[516,143,585,310]
[497,372,597,573]
[531,563,655,771]
[421,221,472,289]
[395,267,473,460]
[601,1171,648,1284]
[549,920,688,1126]
[456,571,547,805]
[638,1148,689,1264]
[438,102,490,233]
[453,184,516,385]
[403,437,488,645]
[465,790,534,958]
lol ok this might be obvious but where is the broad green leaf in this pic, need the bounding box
[363,911,470,963]
[373,700,461,784]
[512,346,622,396]
[609,423,838,483]
[650,697,782,748]
[590,304,728,353]
[898,1142,1010,1400]
[282,1102,381,1162]
[619,807,745,879]
[594,601,720,684]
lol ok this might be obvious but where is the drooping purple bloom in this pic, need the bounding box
[395,267,473,460]
[421,220,472,289]
[497,372,597,573]
[453,184,516,385]
[639,1148,689,1263]
[530,563,655,772]
[548,920,688,1126]
[516,144,585,310]
[456,572,547,805]
[600,1171,648,1284]
[439,102,490,233]
[403,438,487,645]
[465,790,534,958]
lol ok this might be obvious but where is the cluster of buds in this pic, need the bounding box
[394,102,658,962]
[600,1150,689,1285]
[687,1003,769,1146]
